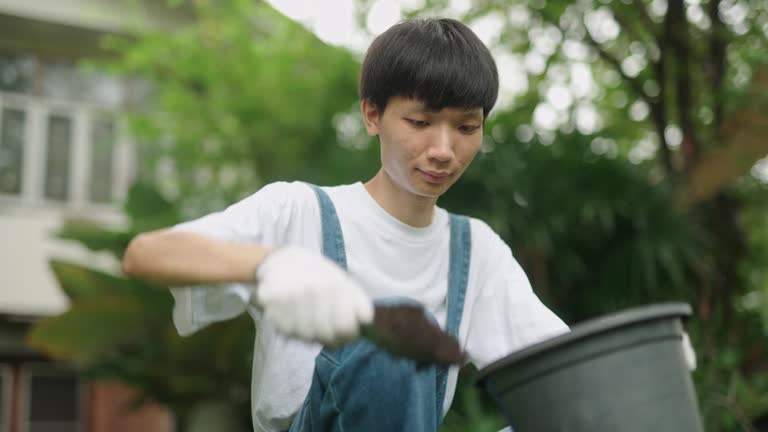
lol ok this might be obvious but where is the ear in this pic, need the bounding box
[360,99,382,136]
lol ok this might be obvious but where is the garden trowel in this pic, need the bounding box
[361,303,466,367]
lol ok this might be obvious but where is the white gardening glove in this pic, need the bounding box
[254,246,374,346]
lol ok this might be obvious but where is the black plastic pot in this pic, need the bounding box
[476,303,703,432]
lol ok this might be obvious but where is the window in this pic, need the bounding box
[0,55,35,94]
[43,63,124,109]
[89,116,115,203]
[22,367,82,432]
[0,108,25,194]
[0,54,137,207]
[44,114,73,201]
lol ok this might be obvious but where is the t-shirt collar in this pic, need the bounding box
[351,181,448,242]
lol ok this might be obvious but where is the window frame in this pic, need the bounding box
[0,103,27,196]
[0,93,34,202]
[0,89,133,211]
[18,363,85,432]
[42,108,76,203]
[88,111,119,204]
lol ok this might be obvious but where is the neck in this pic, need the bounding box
[364,169,437,228]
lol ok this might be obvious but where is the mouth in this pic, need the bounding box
[417,169,452,184]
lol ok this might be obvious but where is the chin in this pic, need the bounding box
[411,181,451,198]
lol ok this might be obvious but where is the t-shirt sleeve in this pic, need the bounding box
[465,224,569,369]
[168,181,306,336]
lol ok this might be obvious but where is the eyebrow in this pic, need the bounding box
[409,106,483,118]
[456,111,484,120]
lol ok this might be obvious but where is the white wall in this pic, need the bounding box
[0,0,188,33]
[0,209,123,316]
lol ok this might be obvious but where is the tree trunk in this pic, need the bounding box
[682,66,768,206]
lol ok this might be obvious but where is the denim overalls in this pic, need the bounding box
[288,184,471,432]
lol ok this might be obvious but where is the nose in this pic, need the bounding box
[426,125,454,162]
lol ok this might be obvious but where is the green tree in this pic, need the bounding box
[99,0,377,216]
[392,0,768,429]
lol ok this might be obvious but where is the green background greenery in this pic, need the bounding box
[26,0,768,430]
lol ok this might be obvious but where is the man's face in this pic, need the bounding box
[361,96,484,199]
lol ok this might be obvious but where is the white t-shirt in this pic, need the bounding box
[170,181,568,432]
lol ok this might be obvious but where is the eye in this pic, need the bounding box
[459,124,481,134]
[404,118,428,128]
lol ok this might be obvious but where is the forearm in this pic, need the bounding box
[122,229,271,286]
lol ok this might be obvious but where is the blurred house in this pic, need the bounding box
[0,1,189,431]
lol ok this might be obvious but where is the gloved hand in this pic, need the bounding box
[254,246,374,346]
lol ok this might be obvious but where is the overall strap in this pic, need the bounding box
[445,214,471,337]
[306,182,471,418]
[306,184,348,270]
[436,213,472,417]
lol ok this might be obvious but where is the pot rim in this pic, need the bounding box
[475,302,692,386]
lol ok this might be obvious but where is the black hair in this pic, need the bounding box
[359,17,499,119]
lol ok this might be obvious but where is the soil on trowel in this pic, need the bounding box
[365,303,466,367]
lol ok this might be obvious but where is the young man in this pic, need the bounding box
[123,17,568,432]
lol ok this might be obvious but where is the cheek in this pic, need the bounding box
[379,135,408,178]
[457,138,482,164]
[381,130,421,162]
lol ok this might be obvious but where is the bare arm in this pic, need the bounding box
[122,229,272,286]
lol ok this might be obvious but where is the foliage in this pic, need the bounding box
[32,0,768,430]
[399,0,768,429]
[27,183,254,431]
[445,119,704,322]
[739,178,768,330]
[440,368,508,432]
[97,0,374,216]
